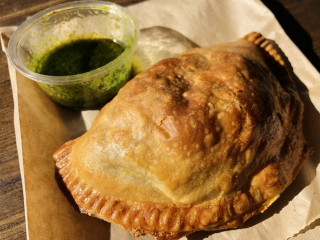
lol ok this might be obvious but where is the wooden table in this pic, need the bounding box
[0,0,319,239]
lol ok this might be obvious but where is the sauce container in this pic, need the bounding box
[7,1,139,109]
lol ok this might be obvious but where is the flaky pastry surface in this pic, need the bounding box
[54,32,311,239]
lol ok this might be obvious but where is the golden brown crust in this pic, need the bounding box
[54,32,311,239]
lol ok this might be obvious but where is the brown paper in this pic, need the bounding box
[1,0,320,239]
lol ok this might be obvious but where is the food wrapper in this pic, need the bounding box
[1,0,320,239]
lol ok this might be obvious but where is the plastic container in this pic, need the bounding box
[7,1,139,109]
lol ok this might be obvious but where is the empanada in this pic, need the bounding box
[54,32,311,239]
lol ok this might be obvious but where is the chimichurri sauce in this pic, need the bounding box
[36,39,124,76]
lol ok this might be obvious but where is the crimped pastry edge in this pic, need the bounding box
[54,139,288,240]
[242,32,286,66]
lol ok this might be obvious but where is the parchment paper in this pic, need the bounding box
[1,0,320,239]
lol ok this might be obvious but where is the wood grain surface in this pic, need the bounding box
[0,0,319,239]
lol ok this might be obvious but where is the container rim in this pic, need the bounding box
[7,1,139,85]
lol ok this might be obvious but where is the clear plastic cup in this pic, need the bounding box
[7,1,139,109]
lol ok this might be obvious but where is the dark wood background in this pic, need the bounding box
[0,0,319,239]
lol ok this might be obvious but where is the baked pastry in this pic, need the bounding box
[54,32,311,239]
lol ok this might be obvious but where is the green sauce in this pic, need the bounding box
[33,38,132,110]
[36,39,124,76]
